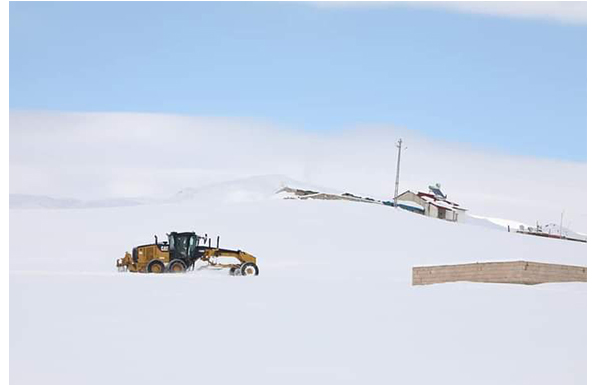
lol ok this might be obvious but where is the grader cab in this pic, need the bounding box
[116,232,259,276]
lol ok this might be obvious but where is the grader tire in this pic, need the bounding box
[168,260,187,273]
[240,262,259,276]
[147,260,165,274]
[229,267,237,276]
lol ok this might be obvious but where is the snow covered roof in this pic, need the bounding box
[427,198,455,210]
[418,192,467,211]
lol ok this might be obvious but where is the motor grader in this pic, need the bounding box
[116,232,259,276]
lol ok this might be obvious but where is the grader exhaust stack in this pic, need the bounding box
[116,231,259,276]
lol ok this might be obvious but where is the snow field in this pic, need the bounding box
[10,196,586,384]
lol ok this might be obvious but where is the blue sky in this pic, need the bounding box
[10,2,587,161]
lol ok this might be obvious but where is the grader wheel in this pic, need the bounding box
[168,260,187,273]
[147,260,165,274]
[240,262,259,276]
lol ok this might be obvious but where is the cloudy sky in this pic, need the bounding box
[9,2,587,230]
[10,1,586,160]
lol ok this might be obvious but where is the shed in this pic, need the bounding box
[397,184,467,223]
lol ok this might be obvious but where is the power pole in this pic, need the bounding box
[393,139,403,208]
[560,210,565,238]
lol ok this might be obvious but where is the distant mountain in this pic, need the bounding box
[10,175,332,209]
[9,194,147,210]
[169,174,335,204]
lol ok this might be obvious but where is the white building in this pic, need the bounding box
[397,184,467,223]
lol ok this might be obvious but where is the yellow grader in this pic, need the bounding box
[116,232,259,276]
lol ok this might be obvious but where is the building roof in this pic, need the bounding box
[418,192,467,211]
[397,190,467,211]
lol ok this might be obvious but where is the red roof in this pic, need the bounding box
[416,192,466,211]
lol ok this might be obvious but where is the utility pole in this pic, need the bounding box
[393,138,403,208]
[560,210,565,238]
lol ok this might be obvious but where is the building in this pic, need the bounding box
[397,183,467,222]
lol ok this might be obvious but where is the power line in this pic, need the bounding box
[393,138,404,208]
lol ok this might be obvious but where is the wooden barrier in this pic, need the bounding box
[412,261,587,286]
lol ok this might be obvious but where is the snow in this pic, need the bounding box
[168,174,330,204]
[7,104,588,385]
[465,215,588,242]
[418,194,466,211]
[9,193,149,209]
[10,178,587,384]
[9,175,332,209]
[428,198,456,210]
[540,223,587,241]
[10,112,587,233]
[468,214,530,230]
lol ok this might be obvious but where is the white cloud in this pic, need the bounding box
[315,1,587,24]
[9,111,587,232]
[420,1,586,24]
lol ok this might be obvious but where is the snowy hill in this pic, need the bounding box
[11,174,586,242]
[9,112,587,384]
[9,175,333,209]
[541,222,587,241]
[10,112,587,233]
[10,193,84,209]
[168,174,335,204]
[10,177,586,385]
[10,193,149,209]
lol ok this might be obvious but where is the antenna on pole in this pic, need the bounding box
[393,138,404,208]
